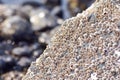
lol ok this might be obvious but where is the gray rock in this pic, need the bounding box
[33,50,43,58]
[30,8,57,31]
[38,26,59,44]
[17,57,31,67]
[12,46,32,56]
[38,32,51,44]
[1,16,32,37]
[0,55,15,71]
[30,42,40,50]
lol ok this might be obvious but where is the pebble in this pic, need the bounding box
[30,8,57,31]
[1,16,32,38]
[38,32,51,44]
[30,42,40,50]
[88,13,96,23]
[33,50,43,58]
[17,57,32,68]
[0,55,15,71]
[12,46,32,56]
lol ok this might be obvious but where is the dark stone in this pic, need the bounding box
[0,55,15,72]
[1,16,32,38]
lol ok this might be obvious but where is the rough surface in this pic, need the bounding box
[23,0,120,80]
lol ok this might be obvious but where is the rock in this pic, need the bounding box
[23,0,120,80]
[17,57,32,68]
[38,26,60,44]
[0,55,15,71]
[0,41,14,55]
[38,32,51,44]
[12,46,32,56]
[30,42,40,50]
[51,6,62,18]
[33,50,43,58]
[1,71,24,80]
[30,8,57,31]
[1,16,32,38]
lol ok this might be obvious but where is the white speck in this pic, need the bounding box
[114,50,120,57]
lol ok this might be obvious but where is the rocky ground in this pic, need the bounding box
[0,0,94,80]
[23,0,120,80]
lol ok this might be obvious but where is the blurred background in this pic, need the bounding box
[0,0,94,80]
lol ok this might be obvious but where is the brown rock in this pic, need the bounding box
[23,0,120,80]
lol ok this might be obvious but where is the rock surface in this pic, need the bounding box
[23,0,120,80]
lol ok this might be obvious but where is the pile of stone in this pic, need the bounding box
[0,2,61,80]
[23,0,120,80]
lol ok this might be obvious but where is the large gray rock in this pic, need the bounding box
[30,8,57,31]
[23,0,120,80]
[1,16,32,38]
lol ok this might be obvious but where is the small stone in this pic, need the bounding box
[33,50,43,58]
[30,8,57,31]
[88,13,96,23]
[0,55,15,71]
[1,16,32,38]
[17,57,32,67]
[38,32,50,44]
[30,42,40,50]
[12,46,32,56]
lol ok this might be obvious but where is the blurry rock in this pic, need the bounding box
[30,8,57,31]
[1,16,32,38]
[51,6,63,18]
[1,71,24,80]
[30,42,40,50]
[2,6,16,17]
[17,57,31,68]
[0,55,15,71]
[33,50,43,58]
[0,41,14,53]
[38,32,50,44]
[38,26,59,44]
[18,41,28,47]
[12,46,32,56]
[20,5,34,17]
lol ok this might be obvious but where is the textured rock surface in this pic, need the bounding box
[23,0,120,80]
